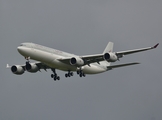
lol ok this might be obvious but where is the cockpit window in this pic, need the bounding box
[20,43,26,46]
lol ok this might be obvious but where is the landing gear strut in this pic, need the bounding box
[51,69,60,81]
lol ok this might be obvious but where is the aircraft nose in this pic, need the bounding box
[17,46,25,53]
[17,46,22,52]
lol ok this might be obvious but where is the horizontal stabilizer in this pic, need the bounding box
[107,62,140,70]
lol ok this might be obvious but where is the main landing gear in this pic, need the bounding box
[50,69,86,81]
[77,70,86,77]
[65,71,73,78]
[51,69,60,81]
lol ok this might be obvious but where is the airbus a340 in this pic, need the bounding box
[7,42,159,81]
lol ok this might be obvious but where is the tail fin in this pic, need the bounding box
[103,42,114,54]
[101,42,114,66]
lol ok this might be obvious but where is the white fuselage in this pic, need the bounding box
[17,43,107,74]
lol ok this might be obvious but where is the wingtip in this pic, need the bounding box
[133,62,140,65]
[153,43,159,48]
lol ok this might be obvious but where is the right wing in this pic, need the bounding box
[58,54,105,66]
[107,62,140,70]
[116,43,159,58]
[58,43,159,66]
[57,42,114,66]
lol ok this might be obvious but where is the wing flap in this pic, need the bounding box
[58,54,105,65]
[36,62,50,70]
[81,54,104,64]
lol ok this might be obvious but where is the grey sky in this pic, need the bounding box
[0,0,162,120]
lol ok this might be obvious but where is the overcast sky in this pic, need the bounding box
[0,0,162,120]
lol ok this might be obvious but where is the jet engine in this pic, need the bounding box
[103,53,118,62]
[70,57,84,66]
[11,65,25,75]
[25,63,39,73]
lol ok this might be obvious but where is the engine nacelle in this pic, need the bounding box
[11,65,25,75]
[103,53,118,62]
[25,63,39,73]
[70,57,84,66]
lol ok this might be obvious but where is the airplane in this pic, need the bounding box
[7,42,159,81]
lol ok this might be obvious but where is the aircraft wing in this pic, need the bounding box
[81,54,105,65]
[34,62,50,70]
[58,54,105,65]
[7,62,50,71]
[116,43,159,58]
[107,62,140,70]
[58,43,159,66]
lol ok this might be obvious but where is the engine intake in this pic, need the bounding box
[11,65,24,75]
[103,53,110,60]
[26,63,39,73]
[70,57,84,66]
[103,53,118,62]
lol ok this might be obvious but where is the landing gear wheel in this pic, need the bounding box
[80,74,83,77]
[51,74,54,78]
[78,70,86,78]
[77,71,80,74]
[57,76,60,80]
[65,74,68,78]
[65,71,73,78]
[70,72,73,76]
[53,74,59,81]
[51,68,60,81]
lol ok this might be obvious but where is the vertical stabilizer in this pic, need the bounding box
[103,42,114,54]
[101,42,114,66]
